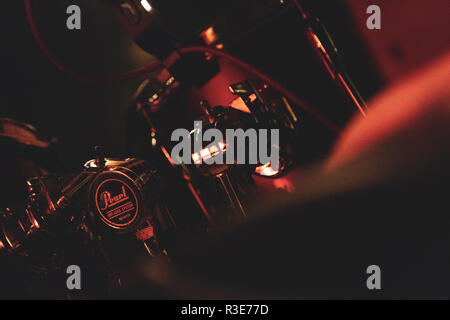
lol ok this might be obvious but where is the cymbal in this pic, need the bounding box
[0,118,53,149]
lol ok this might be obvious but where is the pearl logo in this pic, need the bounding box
[95,179,139,229]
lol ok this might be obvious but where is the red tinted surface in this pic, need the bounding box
[346,0,450,82]
[328,50,450,170]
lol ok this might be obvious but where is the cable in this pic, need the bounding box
[24,0,163,84]
[178,46,342,133]
[24,0,341,133]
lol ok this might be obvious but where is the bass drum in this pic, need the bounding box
[0,118,55,207]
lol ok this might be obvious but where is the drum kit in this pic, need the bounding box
[0,0,368,298]
[0,73,308,297]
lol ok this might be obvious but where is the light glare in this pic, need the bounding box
[141,0,152,12]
